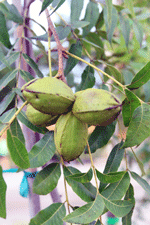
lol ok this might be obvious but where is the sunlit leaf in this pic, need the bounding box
[29,203,66,225]
[124,0,135,17]
[123,103,150,148]
[7,129,30,169]
[9,118,25,144]
[96,170,126,184]
[64,166,96,202]
[103,198,134,217]
[29,131,56,168]
[127,61,150,90]
[122,89,141,127]
[33,163,61,195]
[63,194,105,224]
[101,172,130,201]
[67,168,93,183]
[0,166,7,218]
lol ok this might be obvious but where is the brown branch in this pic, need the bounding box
[45,9,67,83]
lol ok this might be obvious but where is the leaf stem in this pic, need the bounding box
[60,157,71,218]
[86,141,99,192]
[0,100,28,138]
[64,50,125,89]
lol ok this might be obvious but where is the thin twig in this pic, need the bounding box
[86,141,99,192]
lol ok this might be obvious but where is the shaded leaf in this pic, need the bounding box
[17,110,48,134]
[19,70,34,82]
[133,20,143,46]
[63,194,105,224]
[0,91,15,115]
[85,122,116,154]
[105,0,112,31]
[0,46,11,69]
[123,103,150,148]
[82,1,99,37]
[33,163,61,195]
[119,12,130,48]
[103,198,134,217]
[31,26,71,42]
[0,11,12,48]
[104,6,118,43]
[99,141,125,192]
[130,171,150,196]
[72,21,90,29]
[9,118,25,145]
[77,65,95,91]
[50,0,66,15]
[84,32,104,50]
[7,129,30,169]
[22,53,44,78]
[29,203,66,225]
[101,172,130,201]
[96,11,104,30]
[2,1,23,24]
[0,69,18,90]
[96,170,126,184]
[127,61,150,90]
[67,168,93,183]
[71,0,84,22]
[0,166,7,218]
[122,89,141,127]
[40,0,54,14]
[29,131,56,168]
[122,184,135,225]
[64,166,96,202]
[105,63,123,83]
[131,149,145,176]
[0,108,15,132]
[103,141,125,174]
[64,40,82,76]
[0,52,20,71]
